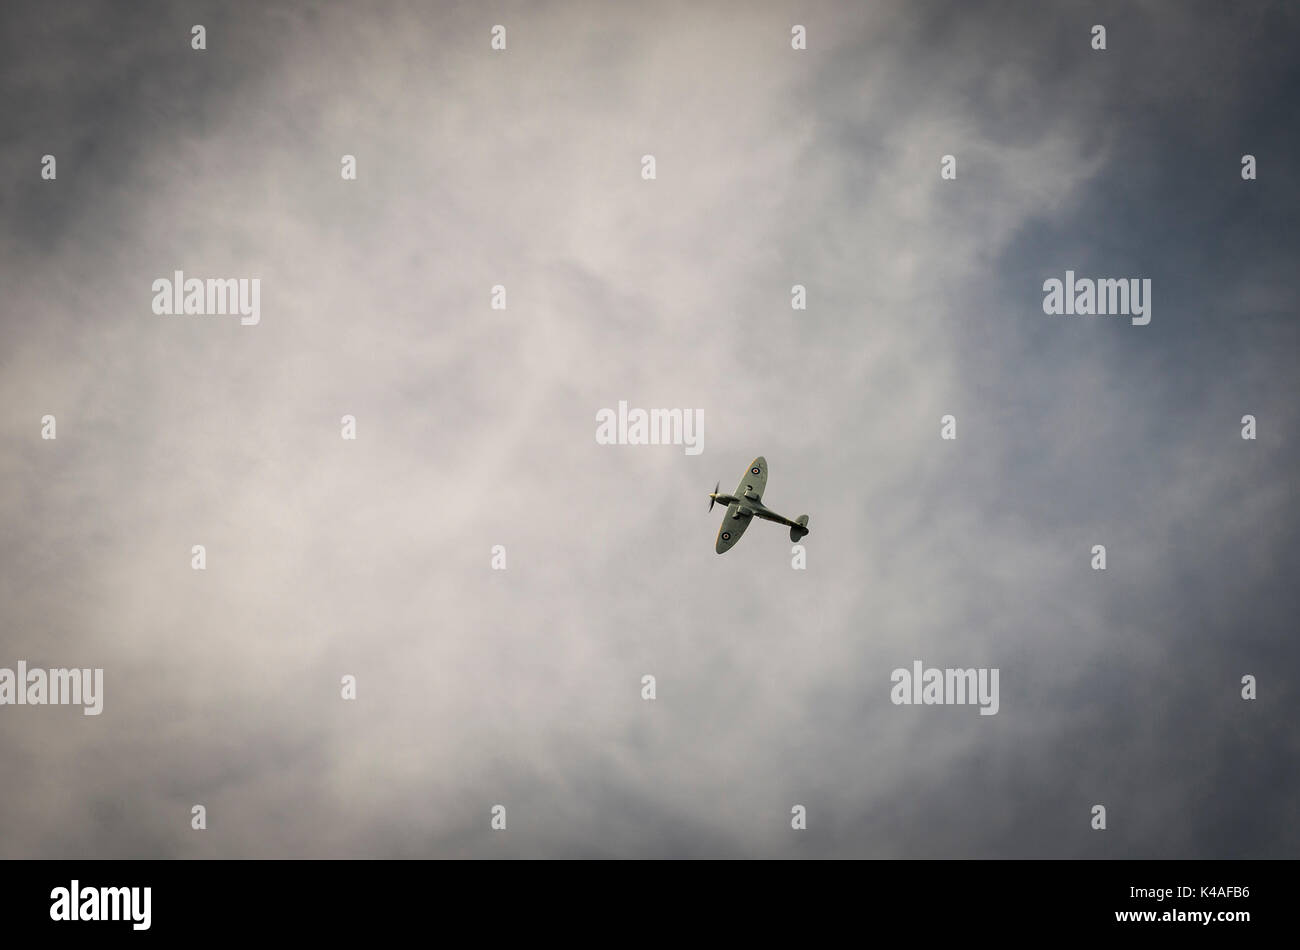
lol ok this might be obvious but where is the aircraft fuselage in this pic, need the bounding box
[708,493,802,529]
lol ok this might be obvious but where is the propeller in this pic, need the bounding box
[708,480,719,512]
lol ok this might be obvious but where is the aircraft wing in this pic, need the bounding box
[715,503,753,554]
[734,456,767,503]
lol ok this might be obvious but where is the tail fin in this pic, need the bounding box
[790,515,809,542]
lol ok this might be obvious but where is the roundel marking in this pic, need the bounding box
[751,466,761,475]
[721,532,731,540]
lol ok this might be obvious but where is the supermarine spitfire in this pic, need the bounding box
[709,457,809,554]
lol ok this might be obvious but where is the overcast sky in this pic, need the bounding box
[0,0,1296,858]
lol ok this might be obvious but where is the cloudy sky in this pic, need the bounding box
[0,0,1296,858]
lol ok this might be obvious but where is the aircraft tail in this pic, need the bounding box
[790,515,809,542]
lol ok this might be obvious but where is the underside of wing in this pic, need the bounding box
[715,503,753,554]
[734,456,767,504]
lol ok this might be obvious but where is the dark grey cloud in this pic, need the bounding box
[0,0,1295,858]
